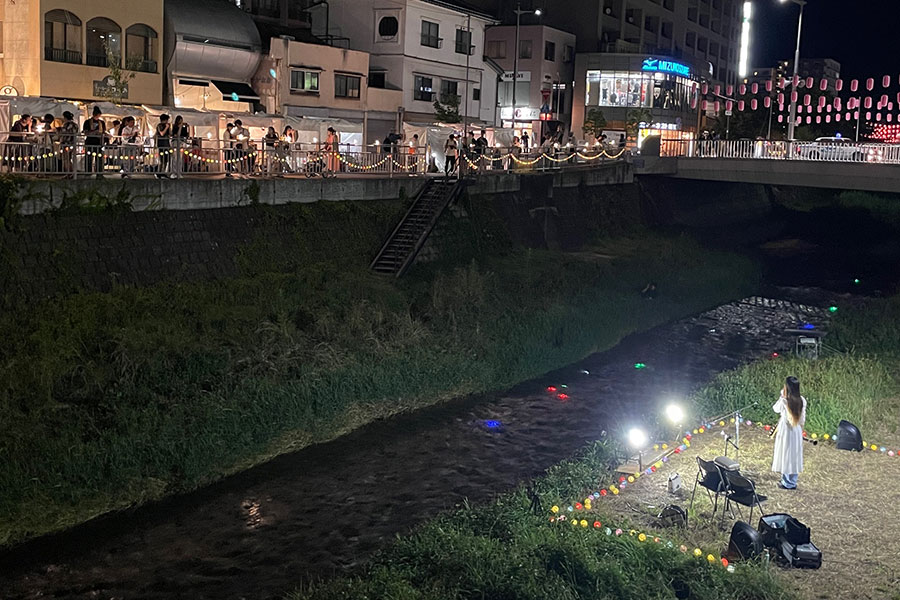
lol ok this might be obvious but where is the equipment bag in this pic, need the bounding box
[779,540,822,569]
[784,516,811,545]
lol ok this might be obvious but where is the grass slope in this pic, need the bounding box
[0,231,757,547]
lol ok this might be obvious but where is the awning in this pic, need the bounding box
[212,80,259,101]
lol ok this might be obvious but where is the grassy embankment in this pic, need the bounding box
[0,194,759,548]
[291,295,900,600]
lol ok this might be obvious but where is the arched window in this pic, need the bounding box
[44,10,82,64]
[126,24,159,73]
[86,17,121,68]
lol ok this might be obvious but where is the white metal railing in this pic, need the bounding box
[658,139,900,164]
[0,134,630,178]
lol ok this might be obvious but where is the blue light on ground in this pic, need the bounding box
[484,420,502,429]
[802,323,816,330]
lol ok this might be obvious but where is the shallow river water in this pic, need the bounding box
[0,292,843,600]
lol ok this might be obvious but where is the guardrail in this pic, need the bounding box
[0,134,629,178]
[658,139,900,164]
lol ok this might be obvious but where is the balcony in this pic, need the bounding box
[135,59,158,73]
[86,52,118,68]
[44,47,82,64]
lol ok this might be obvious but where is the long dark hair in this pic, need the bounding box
[784,376,803,427]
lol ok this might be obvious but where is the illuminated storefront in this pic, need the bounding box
[573,53,713,143]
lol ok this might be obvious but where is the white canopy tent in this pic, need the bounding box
[290,117,363,150]
[143,106,222,144]
[403,123,463,171]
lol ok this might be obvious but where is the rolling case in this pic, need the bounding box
[779,540,823,569]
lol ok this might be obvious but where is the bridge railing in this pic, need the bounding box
[658,139,900,164]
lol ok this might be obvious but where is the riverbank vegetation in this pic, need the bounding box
[291,295,900,600]
[0,220,758,547]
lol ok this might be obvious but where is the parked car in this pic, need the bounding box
[793,137,879,162]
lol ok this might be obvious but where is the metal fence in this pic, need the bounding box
[658,139,900,164]
[0,134,629,179]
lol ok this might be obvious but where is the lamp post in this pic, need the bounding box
[780,0,807,141]
[512,2,542,125]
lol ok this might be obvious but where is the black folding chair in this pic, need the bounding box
[690,457,725,515]
[722,470,767,525]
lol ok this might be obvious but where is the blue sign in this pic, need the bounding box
[642,58,691,77]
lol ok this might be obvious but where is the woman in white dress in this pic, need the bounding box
[772,376,807,490]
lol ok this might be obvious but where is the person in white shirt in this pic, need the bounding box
[771,376,807,490]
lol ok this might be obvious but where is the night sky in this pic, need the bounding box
[750,0,893,80]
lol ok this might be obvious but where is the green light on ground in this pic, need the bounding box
[829,306,838,313]
[854,279,860,285]
[634,363,647,369]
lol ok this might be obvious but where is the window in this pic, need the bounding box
[697,36,708,53]
[563,44,575,62]
[455,28,472,54]
[126,24,158,73]
[378,16,399,39]
[414,75,434,102]
[519,39,532,59]
[473,88,481,101]
[86,17,121,67]
[663,0,675,10]
[661,21,673,38]
[544,40,556,61]
[334,74,361,98]
[290,70,319,92]
[687,7,698,21]
[440,79,459,103]
[421,20,440,48]
[369,71,386,88]
[486,40,506,58]
[44,10,82,64]
[685,31,695,48]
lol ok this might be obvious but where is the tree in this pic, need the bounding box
[625,108,653,139]
[97,39,140,104]
[434,93,461,124]
[582,108,607,139]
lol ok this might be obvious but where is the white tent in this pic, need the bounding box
[143,105,221,142]
[0,96,80,122]
[289,117,363,150]
[403,123,462,171]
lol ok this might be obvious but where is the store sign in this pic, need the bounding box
[93,76,128,99]
[1,85,19,96]
[641,58,690,77]
[500,106,541,121]
[501,71,531,82]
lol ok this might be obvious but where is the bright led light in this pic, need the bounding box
[738,2,752,78]
[627,427,648,449]
[534,8,542,16]
[665,403,685,425]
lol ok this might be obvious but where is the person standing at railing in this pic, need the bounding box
[118,116,141,178]
[154,114,173,178]
[172,116,191,175]
[223,123,235,177]
[9,114,33,173]
[35,114,57,174]
[521,130,530,153]
[280,126,296,174]
[264,126,280,175]
[57,111,79,176]
[444,134,458,177]
[325,127,340,173]
[408,133,420,173]
[83,107,106,178]
[232,120,250,174]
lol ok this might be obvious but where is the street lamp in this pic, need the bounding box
[780,0,808,141]
[512,2,543,120]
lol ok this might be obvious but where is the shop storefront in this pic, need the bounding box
[574,54,713,144]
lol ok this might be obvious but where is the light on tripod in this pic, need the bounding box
[665,403,685,425]
[628,427,648,449]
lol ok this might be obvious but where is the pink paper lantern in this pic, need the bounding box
[819,78,828,91]
[791,91,798,103]
[738,100,745,111]
[804,94,811,105]
[867,78,874,91]
[826,104,832,113]
[855,111,860,120]
[806,116,812,124]
[818,96,826,108]
[836,113,842,122]
[778,92,785,104]
[876,112,882,121]
[765,80,772,92]
[702,83,709,95]
[715,100,721,112]
[867,111,872,120]
[715,84,721,96]
[884,75,891,88]
[865,97,873,109]
[882,94,889,106]
[851,79,859,92]
[806,76,814,89]
[751,98,758,110]
[726,84,733,96]
[793,75,800,88]
[826,115,831,123]
[764,96,771,108]
[702,99,708,110]
[778,114,784,123]
[726,100,733,111]
[836,79,843,92]
[739,84,747,95]
[752,82,759,95]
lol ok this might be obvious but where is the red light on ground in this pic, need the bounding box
[772,353,779,358]
[557,393,569,400]
[547,386,557,392]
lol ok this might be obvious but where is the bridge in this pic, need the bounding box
[633,139,900,193]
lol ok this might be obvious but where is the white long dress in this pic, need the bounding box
[771,394,807,474]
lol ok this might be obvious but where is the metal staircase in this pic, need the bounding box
[370,178,464,277]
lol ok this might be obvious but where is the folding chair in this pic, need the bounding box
[690,457,725,515]
[722,470,767,525]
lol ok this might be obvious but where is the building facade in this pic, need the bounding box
[1,0,164,104]
[323,0,500,134]
[573,52,710,141]
[484,24,576,140]
[253,36,403,143]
